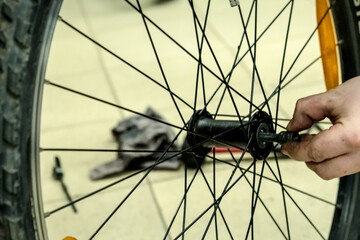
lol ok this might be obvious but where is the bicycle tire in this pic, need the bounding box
[0,0,359,239]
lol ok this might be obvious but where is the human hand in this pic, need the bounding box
[282,76,360,180]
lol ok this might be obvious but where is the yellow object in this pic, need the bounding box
[63,237,77,240]
[316,0,339,90]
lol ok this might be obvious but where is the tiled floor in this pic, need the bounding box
[40,0,338,239]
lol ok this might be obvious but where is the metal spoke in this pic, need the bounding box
[261,4,332,112]
[136,0,187,127]
[173,160,256,240]
[88,122,186,239]
[187,0,253,125]
[252,56,321,116]
[197,162,235,240]
[226,152,287,240]
[45,79,256,152]
[187,0,225,82]
[213,0,255,118]
[208,154,337,206]
[199,136,252,239]
[213,150,219,240]
[123,0,223,88]
[163,166,201,240]
[206,0,292,114]
[182,161,187,240]
[272,1,295,238]
[40,148,186,153]
[264,159,326,239]
[274,0,294,132]
[237,3,272,118]
[249,2,258,237]
[45,113,256,217]
[57,16,193,111]
[191,0,211,109]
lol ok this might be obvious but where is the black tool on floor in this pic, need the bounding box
[53,156,78,213]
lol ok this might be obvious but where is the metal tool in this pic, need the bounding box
[258,131,301,144]
[229,0,239,7]
[53,156,77,213]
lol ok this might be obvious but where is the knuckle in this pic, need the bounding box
[294,97,307,111]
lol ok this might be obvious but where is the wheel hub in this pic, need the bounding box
[182,110,274,167]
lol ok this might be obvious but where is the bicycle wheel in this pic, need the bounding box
[0,0,360,239]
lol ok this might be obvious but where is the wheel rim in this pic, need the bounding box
[32,0,345,239]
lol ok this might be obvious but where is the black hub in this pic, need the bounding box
[182,110,275,167]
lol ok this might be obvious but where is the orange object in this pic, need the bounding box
[316,0,339,90]
[63,237,77,240]
[212,147,242,154]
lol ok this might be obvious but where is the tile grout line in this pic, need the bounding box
[146,178,173,240]
[78,0,125,119]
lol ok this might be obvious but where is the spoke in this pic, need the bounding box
[213,150,219,240]
[208,154,337,206]
[237,3,272,118]
[187,0,225,82]
[45,115,254,217]
[213,0,255,118]
[124,0,278,114]
[165,153,236,240]
[174,160,256,240]
[272,2,295,237]
[250,159,256,240]
[40,148,186,153]
[57,16,193,111]
[229,0,292,80]
[226,152,288,240]
[204,0,292,112]
[88,123,186,239]
[249,0,258,122]
[146,178,172,240]
[182,162,187,240]
[163,166,201,240]
[274,0,294,133]
[123,0,225,87]
[191,0,211,109]
[256,56,321,113]
[137,0,187,127]
[264,159,326,239]
[196,160,235,240]
[273,151,291,239]
[45,127,182,218]
[187,0,254,123]
[262,4,332,112]
[249,3,258,238]
[280,4,332,85]
[199,136,253,239]
[246,161,265,240]
[45,79,256,152]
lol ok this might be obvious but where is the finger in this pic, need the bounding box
[306,151,360,180]
[287,91,337,132]
[282,124,349,162]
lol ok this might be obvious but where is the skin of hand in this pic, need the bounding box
[281,76,360,180]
